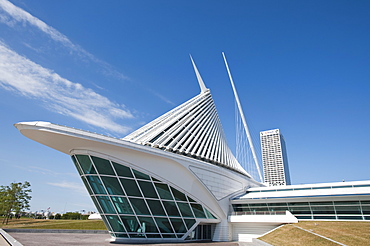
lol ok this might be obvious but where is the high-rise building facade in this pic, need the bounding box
[260,129,291,186]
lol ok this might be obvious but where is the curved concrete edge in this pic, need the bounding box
[0,229,23,246]
[3,229,108,234]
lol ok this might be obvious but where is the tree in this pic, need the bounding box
[0,181,32,225]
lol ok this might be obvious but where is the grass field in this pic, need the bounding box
[1,218,106,230]
[259,221,370,246]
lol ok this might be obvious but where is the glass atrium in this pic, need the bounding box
[71,154,218,240]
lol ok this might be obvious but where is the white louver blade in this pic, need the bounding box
[123,90,251,177]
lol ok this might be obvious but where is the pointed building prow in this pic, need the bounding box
[190,55,208,93]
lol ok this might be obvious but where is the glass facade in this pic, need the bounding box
[71,154,217,240]
[232,200,370,221]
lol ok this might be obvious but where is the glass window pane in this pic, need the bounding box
[311,206,335,214]
[204,208,217,219]
[106,215,126,233]
[96,196,116,214]
[155,183,173,200]
[121,215,140,233]
[162,234,177,238]
[101,176,124,195]
[138,181,158,199]
[268,203,288,207]
[91,196,104,214]
[288,202,309,206]
[111,196,133,214]
[120,178,142,197]
[184,219,196,230]
[249,203,267,207]
[334,201,360,205]
[313,215,336,220]
[187,196,196,203]
[154,217,174,233]
[310,202,334,206]
[71,155,84,175]
[191,203,206,218]
[147,200,166,216]
[163,201,180,217]
[296,215,313,219]
[81,176,94,195]
[269,206,288,212]
[129,198,150,215]
[171,187,187,201]
[362,206,370,214]
[177,202,193,218]
[86,176,106,194]
[91,156,115,175]
[335,206,362,214]
[338,215,363,220]
[152,177,162,182]
[137,216,159,233]
[170,218,187,233]
[145,234,162,238]
[76,155,96,174]
[133,169,151,180]
[112,162,133,178]
[289,206,312,215]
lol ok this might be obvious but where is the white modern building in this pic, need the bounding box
[14,56,370,243]
[260,129,291,186]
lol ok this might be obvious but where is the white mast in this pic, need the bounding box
[190,55,208,93]
[222,52,263,182]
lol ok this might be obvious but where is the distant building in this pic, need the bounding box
[260,129,291,186]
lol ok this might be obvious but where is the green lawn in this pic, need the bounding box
[260,221,370,246]
[1,218,106,230]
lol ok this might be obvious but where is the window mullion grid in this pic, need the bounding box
[169,187,194,232]
[110,161,136,219]
[74,155,115,234]
[151,180,179,237]
[90,156,130,236]
[133,176,161,238]
[106,159,135,236]
[71,155,84,176]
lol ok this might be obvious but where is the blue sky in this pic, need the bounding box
[1,0,370,213]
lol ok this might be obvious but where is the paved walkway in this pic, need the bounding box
[1,229,270,246]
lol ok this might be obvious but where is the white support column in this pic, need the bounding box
[222,52,263,182]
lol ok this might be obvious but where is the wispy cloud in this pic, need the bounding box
[0,0,128,81]
[25,166,78,178]
[48,181,87,195]
[0,0,176,105]
[0,41,133,134]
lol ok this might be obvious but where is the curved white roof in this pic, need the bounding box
[124,89,250,177]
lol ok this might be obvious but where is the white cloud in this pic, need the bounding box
[0,41,133,134]
[48,181,87,195]
[0,0,129,81]
[0,0,74,47]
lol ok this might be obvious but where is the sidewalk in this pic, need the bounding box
[1,229,271,246]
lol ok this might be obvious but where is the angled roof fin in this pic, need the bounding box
[190,54,208,93]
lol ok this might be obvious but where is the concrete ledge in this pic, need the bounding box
[0,229,23,246]
[3,229,108,234]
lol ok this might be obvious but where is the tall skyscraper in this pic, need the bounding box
[260,129,291,186]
